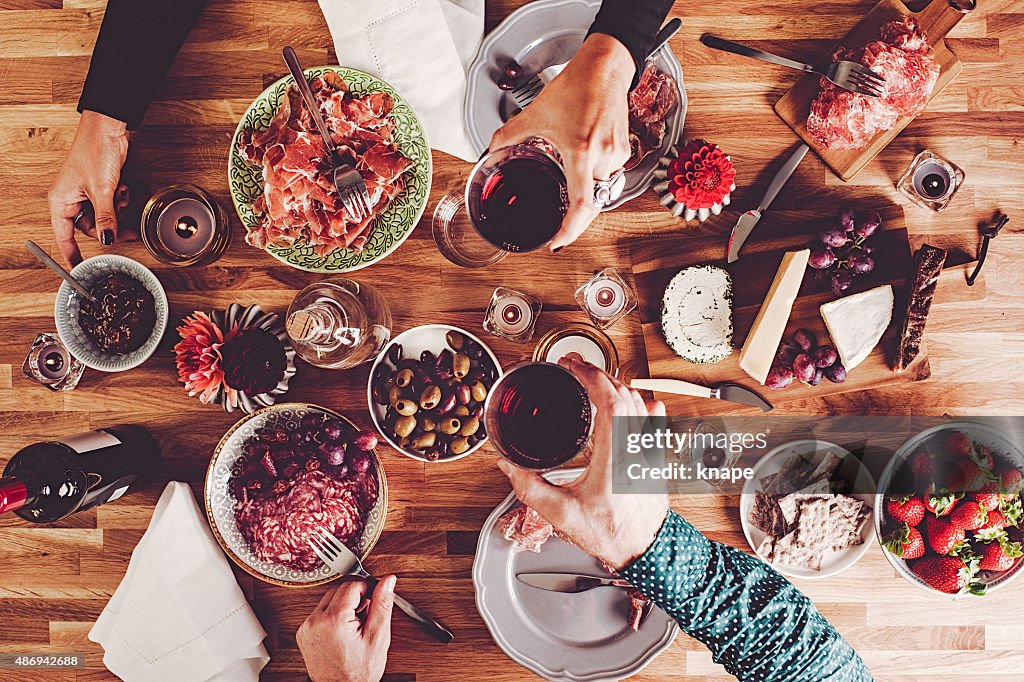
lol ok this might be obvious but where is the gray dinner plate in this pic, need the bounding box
[473,468,678,681]
[463,0,686,210]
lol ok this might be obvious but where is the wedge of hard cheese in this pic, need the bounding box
[820,284,893,371]
[739,249,810,384]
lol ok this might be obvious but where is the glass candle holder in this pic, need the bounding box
[574,268,638,329]
[532,322,619,377]
[22,333,84,391]
[897,150,965,213]
[483,287,542,343]
[141,185,230,266]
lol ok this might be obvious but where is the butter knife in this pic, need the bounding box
[516,572,633,594]
[630,378,773,412]
[727,143,809,263]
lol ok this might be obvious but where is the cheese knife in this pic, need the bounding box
[727,143,809,263]
[516,573,633,594]
[630,378,773,412]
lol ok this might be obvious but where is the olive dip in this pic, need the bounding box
[78,272,156,354]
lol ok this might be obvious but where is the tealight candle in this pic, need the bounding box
[575,268,637,329]
[483,287,542,343]
[157,197,215,257]
[22,333,84,392]
[142,185,230,266]
[533,322,619,377]
[897,150,965,213]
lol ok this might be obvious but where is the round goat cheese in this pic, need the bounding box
[661,265,734,364]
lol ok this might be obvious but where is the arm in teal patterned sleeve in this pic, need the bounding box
[619,511,874,682]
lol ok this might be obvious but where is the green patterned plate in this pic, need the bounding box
[228,66,432,273]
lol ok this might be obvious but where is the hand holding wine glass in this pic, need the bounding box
[495,357,669,570]
[488,34,634,253]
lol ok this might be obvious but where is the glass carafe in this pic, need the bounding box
[285,280,391,370]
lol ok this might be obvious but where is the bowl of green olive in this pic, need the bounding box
[367,324,503,462]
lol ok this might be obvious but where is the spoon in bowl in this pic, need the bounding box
[25,240,97,304]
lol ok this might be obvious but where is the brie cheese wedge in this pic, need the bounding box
[820,285,893,371]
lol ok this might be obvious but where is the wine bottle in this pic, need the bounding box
[0,425,160,523]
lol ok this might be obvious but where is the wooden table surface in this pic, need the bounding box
[1,0,1023,680]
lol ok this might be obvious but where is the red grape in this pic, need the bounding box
[809,247,836,270]
[775,340,799,365]
[824,363,847,383]
[498,78,515,91]
[503,60,522,80]
[792,353,816,382]
[849,252,875,275]
[348,449,372,474]
[808,368,824,386]
[765,365,794,390]
[831,270,853,296]
[794,329,816,352]
[812,345,838,368]
[856,211,881,238]
[839,206,855,232]
[318,442,346,466]
[820,227,850,248]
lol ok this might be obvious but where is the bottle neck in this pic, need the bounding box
[0,476,29,514]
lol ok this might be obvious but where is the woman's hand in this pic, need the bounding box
[488,34,634,252]
[496,357,668,570]
[297,576,396,682]
[47,110,130,266]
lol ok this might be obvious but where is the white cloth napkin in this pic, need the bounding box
[89,482,270,682]
[317,0,484,161]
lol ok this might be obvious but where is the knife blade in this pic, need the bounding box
[516,573,633,594]
[727,143,809,263]
[630,378,773,412]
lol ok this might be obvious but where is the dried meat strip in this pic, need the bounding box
[894,243,946,372]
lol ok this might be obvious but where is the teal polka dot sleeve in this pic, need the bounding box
[619,511,873,681]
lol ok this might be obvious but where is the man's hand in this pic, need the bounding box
[496,358,669,570]
[488,34,634,253]
[297,576,396,682]
[47,110,130,266]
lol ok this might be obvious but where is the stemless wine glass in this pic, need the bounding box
[483,361,594,471]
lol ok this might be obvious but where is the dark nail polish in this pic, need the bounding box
[552,246,563,254]
[100,230,114,246]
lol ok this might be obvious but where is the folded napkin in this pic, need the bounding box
[89,482,270,682]
[317,0,484,161]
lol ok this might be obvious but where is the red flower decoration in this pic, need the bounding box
[667,140,736,210]
[173,312,238,405]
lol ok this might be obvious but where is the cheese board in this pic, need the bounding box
[628,203,979,416]
[774,0,971,181]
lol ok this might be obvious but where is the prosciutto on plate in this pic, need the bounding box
[626,66,678,170]
[807,17,940,151]
[237,72,413,255]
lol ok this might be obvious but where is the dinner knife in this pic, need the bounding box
[630,378,773,412]
[516,573,633,594]
[727,143,809,263]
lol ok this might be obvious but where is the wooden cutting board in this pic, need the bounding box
[774,0,969,181]
[628,203,982,416]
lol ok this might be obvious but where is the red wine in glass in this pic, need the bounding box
[485,362,592,470]
[467,146,567,253]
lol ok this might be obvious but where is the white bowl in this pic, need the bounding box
[367,324,503,463]
[875,421,1024,597]
[54,255,169,372]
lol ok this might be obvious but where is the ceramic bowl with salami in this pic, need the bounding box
[205,403,387,587]
[367,324,503,463]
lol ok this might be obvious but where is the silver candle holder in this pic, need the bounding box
[22,333,84,391]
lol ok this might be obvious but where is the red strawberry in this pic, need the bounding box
[909,450,936,481]
[981,509,1008,533]
[924,483,960,517]
[1000,469,1023,498]
[945,431,973,458]
[999,497,1023,527]
[882,523,925,560]
[924,515,965,555]
[973,484,1002,512]
[910,555,983,595]
[886,496,926,527]
[951,501,988,531]
[949,460,988,493]
[978,535,1023,572]
[969,444,994,471]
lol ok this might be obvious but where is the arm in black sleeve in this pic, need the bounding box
[78,0,209,129]
[587,0,674,87]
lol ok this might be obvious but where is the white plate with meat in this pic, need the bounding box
[463,0,686,210]
[229,67,431,273]
[474,468,679,681]
[205,403,387,587]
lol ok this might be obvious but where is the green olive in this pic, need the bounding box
[439,417,461,435]
[470,381,488,403]
[395,399,418,417]
[450,436,471,455]
[458,416,480,437]
[420,384,442,410]
[394,415,416,438]
[418,415,436,432]
[411,431,437,450]
[453,352,471,379]
[395,368,414,388]
[388,385,404,406]
[446,330,466,351]
[453,405,470,417]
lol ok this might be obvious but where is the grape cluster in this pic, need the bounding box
[809,206,881,296]
[766,328,847,390]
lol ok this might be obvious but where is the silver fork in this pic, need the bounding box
[700,34,885,98]
[308,526,455,643]
[282,46,372,220]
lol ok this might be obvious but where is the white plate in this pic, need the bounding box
[739,439,876,580]
[463,0,686,210]
[54,255,169,373]
[366,324,503,463]
[474,468,678,682]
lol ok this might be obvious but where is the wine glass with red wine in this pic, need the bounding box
[466,144,568,253]
[483,362,593,470]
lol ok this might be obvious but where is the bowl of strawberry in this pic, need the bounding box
[875,422,1024,597]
